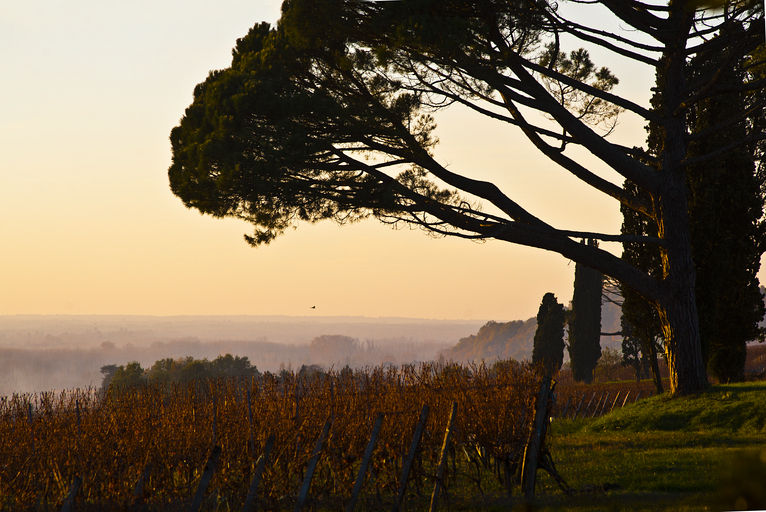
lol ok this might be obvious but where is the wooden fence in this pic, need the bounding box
[552,380,657,419]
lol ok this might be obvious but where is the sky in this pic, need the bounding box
[2,1,764,322]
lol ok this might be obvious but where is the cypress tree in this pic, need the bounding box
[568,239,604,383]
[620,18,764,386]
[685,23,765,382]
[532,292,566,376]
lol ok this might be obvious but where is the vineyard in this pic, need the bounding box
[0,362,652,511]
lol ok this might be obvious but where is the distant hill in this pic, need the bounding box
[443,301,623,363]
[443,318,538,362]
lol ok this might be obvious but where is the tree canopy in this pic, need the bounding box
[101,354,260,392]
[170,0,766,394]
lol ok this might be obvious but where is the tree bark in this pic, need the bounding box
[653,3,708,396]
[655,270,707,395]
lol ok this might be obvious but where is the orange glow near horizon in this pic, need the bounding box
[2,1,763,322]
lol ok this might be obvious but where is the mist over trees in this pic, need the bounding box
[444,318,538,362]
[168,0,765,394]
[101,354,261,392]
[0,316,476,395]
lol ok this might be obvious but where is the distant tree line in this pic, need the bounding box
[100,354,260,392]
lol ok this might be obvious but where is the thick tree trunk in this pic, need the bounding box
[655,164,706,396]
[654,163,706,396]
[653,3,709,396]
[655,269,708,395]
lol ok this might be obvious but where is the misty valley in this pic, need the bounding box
[0,315,482,396]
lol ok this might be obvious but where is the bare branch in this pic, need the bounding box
[496,48,660,194]
[495,88,654,216]
[514,55,656,120]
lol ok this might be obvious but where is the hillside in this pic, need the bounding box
[442,318,538,362]
[541,382,766,511]
[444,300,622,363]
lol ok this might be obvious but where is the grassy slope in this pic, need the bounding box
[531,382,766,511]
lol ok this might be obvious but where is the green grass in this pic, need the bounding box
[528,382,766,511]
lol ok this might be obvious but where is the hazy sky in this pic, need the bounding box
[2,2,764,321]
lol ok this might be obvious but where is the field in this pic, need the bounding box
[536,381,766,511]
[2,363,765,511]
[1,362,546,511]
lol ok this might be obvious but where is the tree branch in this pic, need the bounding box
[336,148,661,302]
[494,88,654,216]
[598,0,668,41]
[496,48,660,194]
[513,55,656,120]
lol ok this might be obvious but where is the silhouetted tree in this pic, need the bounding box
[568,239,603,383]
[109,362,146,390]
[620,330,644,382]
[532,293,566,376]
[168,0,765,394]
[685,21,766,383]
[621,12,766,385]
[620,180,665,393]
[103,354,260,392]
[99,364,119,393]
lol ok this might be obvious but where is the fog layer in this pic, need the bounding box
[0,315,482,395]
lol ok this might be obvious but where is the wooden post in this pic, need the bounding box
[346,413,384,512]
[295,416,332,512]
[590,393,606,418]
[392,405,430,512]
[246,386,256,456]
[573,393,586,418]
[609,391,621,413]
[132,463,152,505]
[59,475,82,512]
[189,445,222,512]
[429,402,457,512]
[621,390,631,408]
[242,435,275,512]
[603,392,614,414]
[582,391,598,418]
[634,391,642,402]
[560,396,572,419]
[521,376,553,499]
[75,400,81,433]
[212,394,218,444]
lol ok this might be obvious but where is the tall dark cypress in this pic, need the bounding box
[685,22,765,382]
[620,17,765,386]
[568,239,603,383]
[532,293,566,376]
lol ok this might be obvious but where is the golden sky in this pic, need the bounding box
[2,1,763,321]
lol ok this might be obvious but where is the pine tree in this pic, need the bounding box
[568,239,603,383]
[532,293,566,376]
[169,1,765,394]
